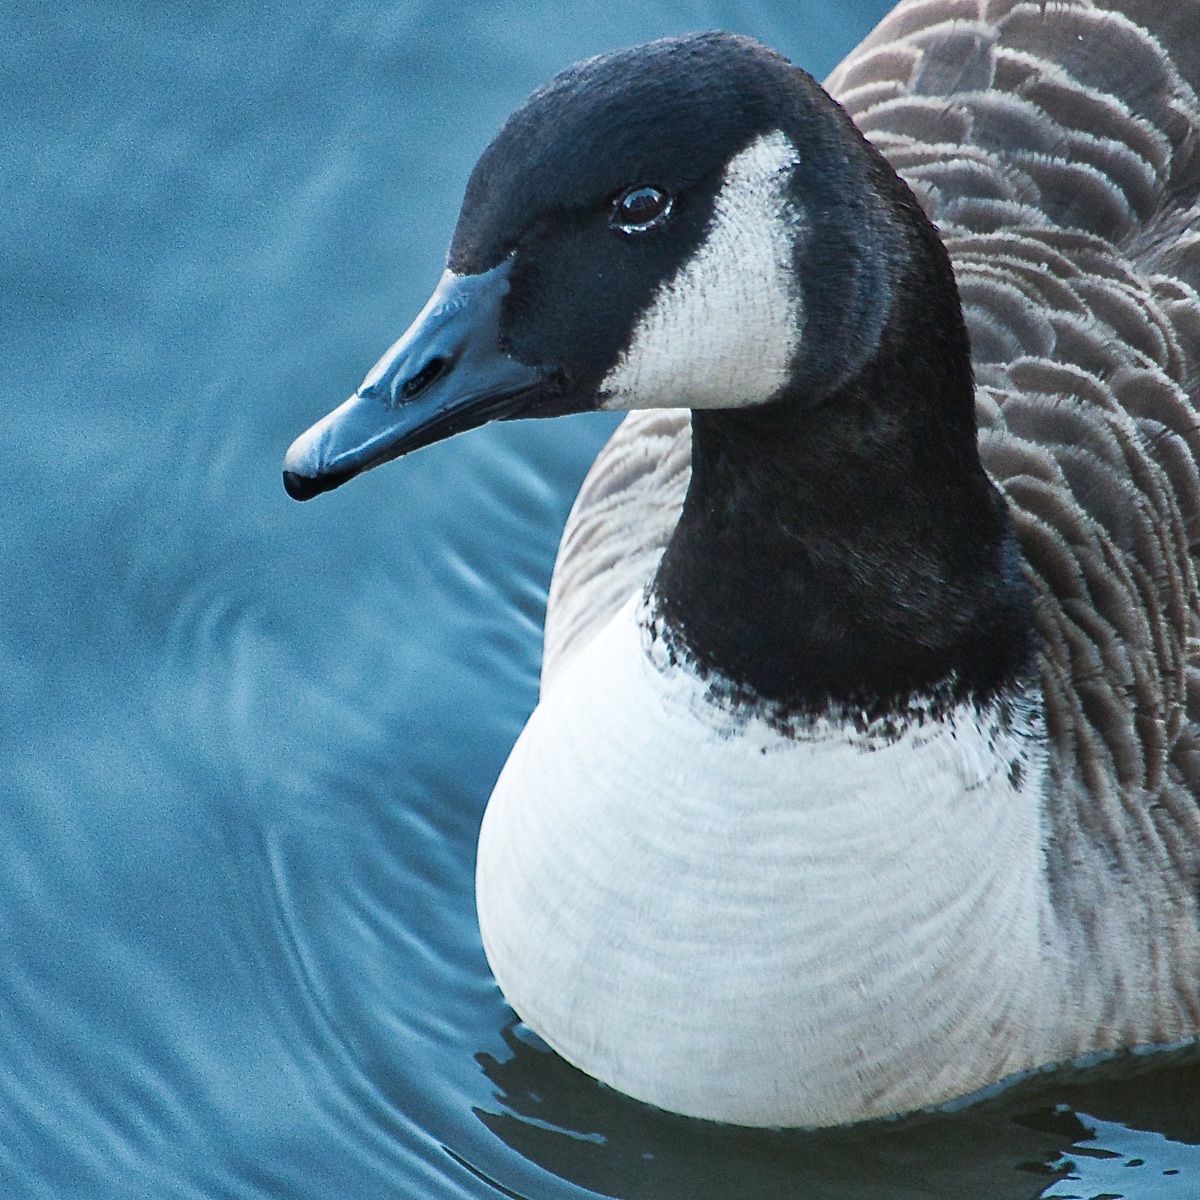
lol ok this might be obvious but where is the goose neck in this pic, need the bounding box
[652,296,1036,713]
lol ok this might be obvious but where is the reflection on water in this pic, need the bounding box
[475,1025,1200,1198]
[7,0,1200,1196]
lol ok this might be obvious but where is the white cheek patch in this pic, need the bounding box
[599,130,803,411]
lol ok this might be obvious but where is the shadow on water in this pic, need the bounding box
[468,1022,1200,1198]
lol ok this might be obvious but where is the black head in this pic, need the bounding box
[282,32,921,495]
[452,32,899,407]
[280,34,1029,715]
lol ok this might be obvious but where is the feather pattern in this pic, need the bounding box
[545,0,1200,1046]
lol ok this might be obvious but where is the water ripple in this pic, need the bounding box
[7,0,1200,1196]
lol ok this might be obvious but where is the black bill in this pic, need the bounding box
[282,258,544,500]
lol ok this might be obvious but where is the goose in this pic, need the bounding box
[281,0,1200,1128]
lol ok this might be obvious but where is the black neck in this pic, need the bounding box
[652,231,1035,716]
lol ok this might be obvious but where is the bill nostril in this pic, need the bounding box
[399,357,448,401]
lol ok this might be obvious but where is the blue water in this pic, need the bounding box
[6,2,1200,1196]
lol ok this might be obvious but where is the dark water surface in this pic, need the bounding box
[6,2,1200,1196]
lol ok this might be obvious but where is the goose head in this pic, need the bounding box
[283,31,938,493]
[284,31,1029,713]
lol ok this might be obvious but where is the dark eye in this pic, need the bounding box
[611,186,673,234]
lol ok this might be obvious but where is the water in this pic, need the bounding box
[4,1,1200,1196]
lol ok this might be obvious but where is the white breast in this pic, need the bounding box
[476,594,1064,1126]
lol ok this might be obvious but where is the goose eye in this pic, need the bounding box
[611,186,673,234]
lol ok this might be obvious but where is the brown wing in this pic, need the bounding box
[543,408,690,690]
[828,3,1200,1014]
